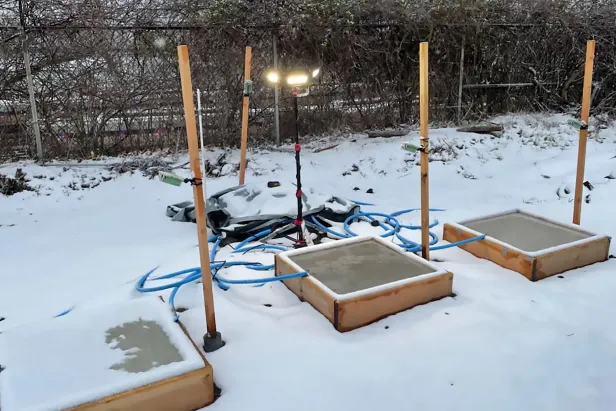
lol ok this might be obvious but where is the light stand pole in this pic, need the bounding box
[265,66,320,248]
[292,91,305,246]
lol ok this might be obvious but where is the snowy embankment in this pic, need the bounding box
[1,114,616,411]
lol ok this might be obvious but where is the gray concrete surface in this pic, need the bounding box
[105,319,184,373]
[290,239,436,294]
[463,211,593,252]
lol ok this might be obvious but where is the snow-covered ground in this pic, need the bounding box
[1,113,616,410]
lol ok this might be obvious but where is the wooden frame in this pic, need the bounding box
[1,296,215,411]
[70,322,214,411]
[274,236,454,332]
[443,209,610,281]
[70,366,214,411]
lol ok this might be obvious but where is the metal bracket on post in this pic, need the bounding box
[419,136,429,153]
[293,86,310,98]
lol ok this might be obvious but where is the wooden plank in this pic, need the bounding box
[177,45,218,337]
[274,256,303,297]
[238,46,252,185]
[70,366,214,411]
[367,128,410,138]
[313,143,339,153]
[274,256,335,324]
[419,41,430,260]
[456,125,503,134]
[442,223,534,279]
[534,236,611,281]
[335,272,453,332]
[573,40,596,225]
[462,82,536,89]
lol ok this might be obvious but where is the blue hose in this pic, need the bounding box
[134,204,486,321]
[54,307,74,318]
[234,244,288,254]
[233,229,273,252]
[138,261,308,320]
[344,212,401,237]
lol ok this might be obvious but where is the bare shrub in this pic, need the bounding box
[1,0,615,159]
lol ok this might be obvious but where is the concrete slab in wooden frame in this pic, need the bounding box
[442,209,611,281]
[274,236,454,332]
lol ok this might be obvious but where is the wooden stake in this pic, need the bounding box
[419,42,430,260]
[573,40,595,225]
[177,45,218,337]
[238,46,252,185]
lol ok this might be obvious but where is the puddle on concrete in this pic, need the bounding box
[105,319,183,373]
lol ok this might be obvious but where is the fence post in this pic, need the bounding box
[197,88,206,176]
[457,36,465,125]
[273,33,281,146]
[19,0,43,161]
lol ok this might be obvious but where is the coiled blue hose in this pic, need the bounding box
[133,203,485,321]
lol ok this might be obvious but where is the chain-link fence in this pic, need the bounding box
[1,0,616,160]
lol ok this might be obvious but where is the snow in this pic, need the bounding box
[0,297,204,411]
[1,113,616,411]
[208,180,354,219]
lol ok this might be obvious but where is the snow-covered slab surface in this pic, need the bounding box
[0,297,204,411]
[2,114,616,411]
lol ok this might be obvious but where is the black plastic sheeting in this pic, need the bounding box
[166,181,360,242]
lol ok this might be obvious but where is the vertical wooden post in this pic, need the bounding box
[573,40,596,225]
[177,45,218,339]
[419,42,430,260]
[238,46,252,185]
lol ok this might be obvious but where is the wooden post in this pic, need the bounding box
[573,40,596,225]
[238,46,252,185]
[177,45,218,339]
[419,42,430,260]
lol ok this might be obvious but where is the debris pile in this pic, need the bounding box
[108,156,174,179]
[0,168,33,196]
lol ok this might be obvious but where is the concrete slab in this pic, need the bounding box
[0,297,213,411]
[275,236,454,331]
[443,209,611,281]
[461,210,593,252]
[105,318,184,373]
[290,238,436,294]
